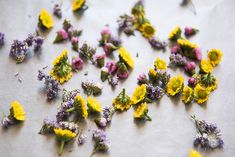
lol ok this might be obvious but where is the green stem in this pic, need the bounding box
[59,141,65,156]
[66,107,75,113]
[145,114,152,121]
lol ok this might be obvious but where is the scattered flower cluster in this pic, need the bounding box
[99,26,122,56]
[37,70,60,100]
[10,32,44,63]
[191,115,224,149]
[54,19,82,52]
[38,9,54,29]
[81,81,103,96]
[1,101,25,128]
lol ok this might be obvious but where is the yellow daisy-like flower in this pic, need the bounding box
[132,84,146,104]
[139,23,156,39]
[54,128,76,140]
[182,86,193,104]
[200,59,213,74]
[190,150,202,157]
[194,84,210,104]
[11,101,25,121]
[50,50,72,84]
[154,58,167,70]
[74,94,88,118]
[148,68,157,77]
[72,0,85,11]
[134,102,151,121]
[177,38,198,50]
[87,97,102,113]
[39,9,54,29]
[119,47,134,68]
[205,79,218,92]
[113,89,132,111]
[168,26,181,41]
[167,75,184,96]
[207,48,223,66]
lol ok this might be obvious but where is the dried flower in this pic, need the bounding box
[134,102,151,121]
[71,36,79,52]
[79,42,96,64]
[71,56,84,71]
[101,67,109,82]
[63,19,73,32]
[38,9,54,29]
[107,75,119,87]
[117,14,135,36]
[62,88,80,102]
[105,61,117,75]
[170,45,181,54]
[113,89,132,111]
[10,40,28,63]
[53,4,62,18]
[184,61,196,75]
[39,118,58,134]
[191,115,224,149]
[207,48,223,66]
[54,29,69,43]
[78,133,87,145]
[169,53,187,66]
[184,27,199,37]
[0,32,4,46]
[131,0,145,17]
[99,27,111,45]
[194,48,202,61]
[167,75,184,96]
[137,73,148,85]
[38,70,60,100]
[149,37,167,51]
[132,84,147,104]
[103,43,117,56]
[139,23,156,39]
[34,36,44,51]
[95,54,105,67]
[117,62,129,79]
[81,81,102,96]
[146,84,164,101]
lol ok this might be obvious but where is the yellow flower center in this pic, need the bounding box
[198,90,207,99]
[210,51,217,61]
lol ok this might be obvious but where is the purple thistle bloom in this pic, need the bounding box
[188,77,197,87]
[24,34,34,47]
[10,40,29,63]
[72,57,84,71]
[137,73,148,85]
[0,32,4,45]
[1,116,14,128]
[34,36,44,51]
[184,61,196,75]
[106,61,117,75]
[149,37,167,51]
[53,4,62,18]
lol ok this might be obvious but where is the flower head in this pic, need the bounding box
[72,0,86,11]
[184,61,196,75]
[72,57,84,71]
[194,84,210,104]
[200,59,213,74]
[87,97,102,113]
[154,58,167,70]
[188,77,197,87]
[132,84,147,104]
[10,101,25,121]
[149,37,167,51]
[117,62,129,79]
[139,23,156,39]
[168,26,181,41]
[198,73,218,92]
[73,94,88,118]
[194,47,202,61]
[184,27,198,37]
[113,89,132,111]
[39,9,54,29]
[182,86,193,104]
[177,38,198,50]
[54,29,69,43]
[134,102,151,121]
[119,47,134,68]
[189,150,202,157]
[106,61,117,74]
[167,75,184,96]
[137,73,148,85]
[53,4,62,18]
[95,54,105,67]
[207,48,223,66]
[170,45,180,54]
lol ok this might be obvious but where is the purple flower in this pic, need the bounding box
[54,29,68,43]
[100,27,111,45]
[194,47,202,61]
[106,61,117,74]
[184,61,196,75]
[95,54,105,67]
[101,27,111,36]
[1,116,14,128]
[53,4,62,18]
[95,117,107,128]
[146,84,164,101]
[188,77,197,87]
[72,57,84,71]
[170,45,180,54]
[108,75,119,87]
[117,63,129,79]
[39,118,58,134]
[184,27,198,37]
[169,53,187,66]
[58,121,78,133]
[103,43,116,56]
[149,37,167,51]
[0,32,5,45]
[34,36,44,51]
[78,134,87,145]
[71,37,79,52]
[24,34,34,47]
[92,129,110,152]
[108,36,122,48]
[102,106,115,123]
[137,73,148,85]
[10,40,29,63]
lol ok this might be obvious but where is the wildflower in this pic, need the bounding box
[188,77,197,87]
[139,23,156,39]
[193,47,202,61]
[101,67,109,81]
[189,150,202,157]
[167,75,184,96]
[182,86,193,104]
[95,54,105,67]
[118,47,134,68]
[53,4,62,18]
[117,14,135,36]
[207,48,223,66]
[168,26,182,41]
[184,27,199,37]
[38,9,54,29]
[54,128,77,155]
[148,68,157,83]
[194,84,210,104]
[50,50,72,84]
[170,45,180,54]
[95,106,115,128]
[198,73,218,91]
[34,36,44,51]
[39,118,58,134]
[79,42,96,64]
[0,32,4,46]
[72,0,86,12]
[154,58,167,70]
[99,27,111,45]
[132,84,147,104]
[67,94,88,118]
[71,37,79,52]
[184,61,196,75]
[131,0,145,17]
[87,97,102,113]
[81,81,103,96]
[113,89,132,111]
[54,29,69,43]
[191,115,224,149]
[149,37,167,51]
[117,62,129,79]
[134,102,151,121]
[10,40,28,63]
[146,84,164,101]
[199,59,213,74]
[78,133,87,145]
[71,57,84,71]
[169,53,187,66]
[105,61,117,74]
[137,73,148,85]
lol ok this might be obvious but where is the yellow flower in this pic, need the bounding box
[139,23,156,39]
[113,89,132,111]
[200,59,213,74]
[74,94,88,118]
[39,9,54,29]
[72,0,85,11]
[154,58,167,70]
[149,68,157,77]
[190,150,202,157]
[167,75,184,96]
[87,97,102,113]
[11,101,25,121]
[119,47,134,68]
[194,84,210,104]
[207,48,223,66]
[182,86,193,104]
[132,84,146,104]
[50,50,72,84]
[177,38,198,50]
[54,128,76,140]
[168,26,181,41]
[134,102,151,121]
